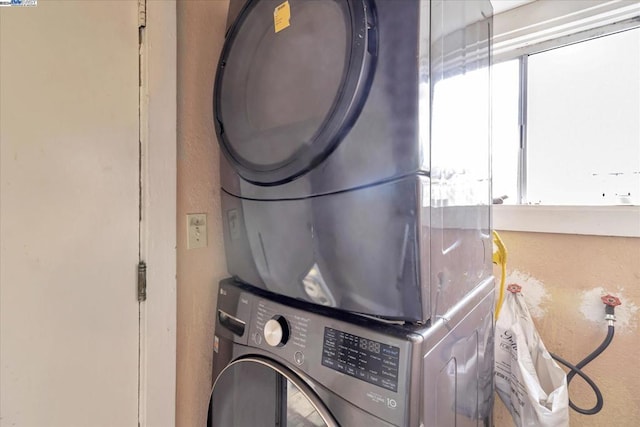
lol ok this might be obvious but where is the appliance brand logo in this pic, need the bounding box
[0,0,37,6]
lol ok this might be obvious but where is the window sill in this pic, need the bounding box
[493,205,640,237]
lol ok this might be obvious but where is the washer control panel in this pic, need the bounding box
[322,327,400,392]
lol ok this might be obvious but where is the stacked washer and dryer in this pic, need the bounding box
[209,0,494,425]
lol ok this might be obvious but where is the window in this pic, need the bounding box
[527,29,640,205]
[490,1,640,236]
[492,27,640,206]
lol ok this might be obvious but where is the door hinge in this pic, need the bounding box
[138,0,146,28]
[138,261,147,302]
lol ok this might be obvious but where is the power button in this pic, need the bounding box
[253,332,262,345]
[294,351,304,365]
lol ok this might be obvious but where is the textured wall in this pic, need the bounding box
[493,231,640,426]
[176,1,229,426]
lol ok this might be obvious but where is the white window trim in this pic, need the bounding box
[493,205,640,237]
[493,0,640,63]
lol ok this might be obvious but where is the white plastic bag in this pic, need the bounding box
[494,286,569,426]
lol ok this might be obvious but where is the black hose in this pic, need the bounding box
[550,325,615,415]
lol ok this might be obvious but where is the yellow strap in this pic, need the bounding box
[492,230,508,320]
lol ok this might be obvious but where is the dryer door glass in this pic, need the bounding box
[209,358,337,427]
[214,0,374,184]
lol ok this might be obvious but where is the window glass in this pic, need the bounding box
[526,28,640,205]
[491,60,520,204]
[431,65,491,207]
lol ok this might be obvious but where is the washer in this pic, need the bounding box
[208,278,494,427]
[215,0,493,322]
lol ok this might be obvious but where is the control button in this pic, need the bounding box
[294,351,304,365]
[253,332,262,345]
[264,315,290,347]
[368,374,381,385]
[322,357,336,368]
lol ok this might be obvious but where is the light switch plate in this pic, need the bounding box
[187,213,207,249]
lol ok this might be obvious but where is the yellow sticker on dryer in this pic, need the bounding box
[274,1,291,33]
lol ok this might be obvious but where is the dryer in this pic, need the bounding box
[215,0,493,322]
[208,278,494,427]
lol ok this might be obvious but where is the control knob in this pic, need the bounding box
[264,315,290,347]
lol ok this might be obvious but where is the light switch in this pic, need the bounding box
[187,214,207,249]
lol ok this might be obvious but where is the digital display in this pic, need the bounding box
[359,338,380,354]
[322,327,400,392]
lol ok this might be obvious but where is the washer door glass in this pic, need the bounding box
[214,0,374,185]
[209,357,337,427]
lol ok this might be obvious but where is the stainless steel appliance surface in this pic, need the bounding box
[215,0,494,322]
[208,278,494,427]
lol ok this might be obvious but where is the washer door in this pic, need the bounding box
[214,0,376,185]
[208,357,338,427]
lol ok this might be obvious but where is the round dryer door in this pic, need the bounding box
[214,0,376,185]
[208,357,338,427]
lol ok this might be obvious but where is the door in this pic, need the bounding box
[0,1,140,426]
[214,0,376,185]
[209,357,337,427]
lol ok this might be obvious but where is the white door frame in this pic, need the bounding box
[139,1,177,426]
